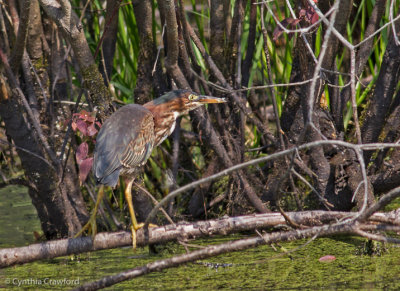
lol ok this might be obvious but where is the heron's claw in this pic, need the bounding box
[74,185,104,240]
[130,223,158,250]
[74,212,98,239]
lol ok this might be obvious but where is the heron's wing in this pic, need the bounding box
[120,111,154,168]
[93,104,154,186]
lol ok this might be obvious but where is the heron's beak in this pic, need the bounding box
[198,95,227,104]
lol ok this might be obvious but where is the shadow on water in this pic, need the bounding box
[1,185,400,290]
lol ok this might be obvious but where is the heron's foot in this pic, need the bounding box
[130,223,158,250]
[74,211,98,239]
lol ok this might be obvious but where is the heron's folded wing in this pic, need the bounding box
[93,104,154,186]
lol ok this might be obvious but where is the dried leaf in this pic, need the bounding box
[318,255,336,262]
[76,142,89,165]
[273,18,301,41]
[79,157,93,183]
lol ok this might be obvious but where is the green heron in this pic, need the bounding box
[76,89,225,247]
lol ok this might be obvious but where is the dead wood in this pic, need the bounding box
[74,216,400,291]
[2,210,400,269]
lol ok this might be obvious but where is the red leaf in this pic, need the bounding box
[318,255,336,262]
[311,11,319,24]
[87,123,98,136]
[306,9,314,22]
[79,157,93,183]
[76,142,89,165]
[78,110,95,123]
[75,119,88,136]
[304,5,319,24]
[299,5,319,25]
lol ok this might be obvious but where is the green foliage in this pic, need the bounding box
[113,6,140,102]
[68,0,393,219]
[65,0,393,142]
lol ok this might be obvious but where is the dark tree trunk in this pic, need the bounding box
[0,97,85,238]
[99,0,120,85]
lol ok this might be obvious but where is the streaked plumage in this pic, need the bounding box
[93,89,225,187]
[93,104,154,187]
[80,89,225,248]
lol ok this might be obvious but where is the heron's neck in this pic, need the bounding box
[155,111,179,146]
[144,102,180,146]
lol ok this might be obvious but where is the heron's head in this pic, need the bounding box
[144,89,226,117]
[143,90,225,145]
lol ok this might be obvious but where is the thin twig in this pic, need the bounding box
[260,4,284,149]
[0,49,60,169]
[133,181,175,225]
[152,24,166,76]
[350,49,362,144]
[0,138,55,170]
[306,0,339,125]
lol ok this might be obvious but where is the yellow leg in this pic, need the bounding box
[124,179,139,249]
[74,185,105,238]
[125,179,157,250]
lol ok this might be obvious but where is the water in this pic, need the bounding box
[0,186,41,247]
[1,186,400,290]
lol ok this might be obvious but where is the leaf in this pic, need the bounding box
[273,18,301,41]
[300,5,319,25]
[71,121,77,132]
[318,255,336,262]
[76,142,89,165]
[78,110,95,123]
[87,123,98,136]
[75,119,88,136]
[310,10,319,24]
[79,157,93,183]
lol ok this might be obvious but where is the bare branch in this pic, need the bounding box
[10,0,32,73]
[0,49,60,169]
[39,0,113,118]
[146,140,400,225]
[75,221,361,290]
[3,210,399,268]
[157,0,189,88]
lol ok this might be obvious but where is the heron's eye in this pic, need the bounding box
[188,94,198,101]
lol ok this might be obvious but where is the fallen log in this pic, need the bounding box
[1,210,399,268]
